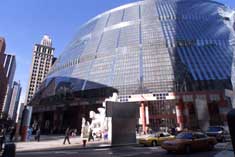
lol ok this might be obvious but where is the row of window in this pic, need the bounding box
[73,0,224,43]
[48,45,232,90]
[53,20,231,75]
[35,46,53,55]
[154,0,222,21]
[161,19,230,45]
[177,46,232,81]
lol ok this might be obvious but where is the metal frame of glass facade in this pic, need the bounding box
[39,0,235,100]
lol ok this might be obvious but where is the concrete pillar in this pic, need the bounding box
[53,111,58,124]
[140,102,147,134]
[39,112,43,122]
[15,122,21,141]
[145,106,149,126]
[107,117,112,141]
[176,99,184,131]
[232,96,235,109]
[218,95,225,125]
[184,103,190,128]
[52,111,58,133]
[195,95,209,131]
[224,89,235,108]
[58,111,63,132]
[36,112,43,128]
[21,106,32,141]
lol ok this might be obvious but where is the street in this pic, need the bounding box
[16,146,221,157]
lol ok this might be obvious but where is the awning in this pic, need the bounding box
[29,76,118,106]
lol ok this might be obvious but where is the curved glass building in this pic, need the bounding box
[32,0,235,133]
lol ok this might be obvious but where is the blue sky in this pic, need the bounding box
[0,0,234,103]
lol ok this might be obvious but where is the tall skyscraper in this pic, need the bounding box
[0,37,6,54]
[25,35,55,105]
[2,54,16,114]
[16,103,24,123]
[8,81,21,121]
[0,37,7,113]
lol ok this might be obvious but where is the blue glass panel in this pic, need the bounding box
[179,47,198,80]
[202,46,221,79]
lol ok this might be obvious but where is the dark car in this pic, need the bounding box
[161,131,217,153]
[206,126,228,142]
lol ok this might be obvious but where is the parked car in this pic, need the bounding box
[206,126,228,142]
[138,132,175,146]
[161,131,217,153]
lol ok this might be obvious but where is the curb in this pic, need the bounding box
[16,143,140,153]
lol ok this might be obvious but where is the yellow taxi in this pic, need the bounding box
[161,131,217,153]
[138,132,175,146]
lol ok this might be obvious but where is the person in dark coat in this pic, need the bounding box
[10,127,16,142]
[0,128,5,152]
[35,128,41,142]
[171,127,176,136]
[88,128,94,142]
[63,128,71,144]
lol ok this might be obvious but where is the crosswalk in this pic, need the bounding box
[17,146,164,157]
[16,144,223,157]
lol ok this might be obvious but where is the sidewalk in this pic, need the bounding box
[16,135,112,152]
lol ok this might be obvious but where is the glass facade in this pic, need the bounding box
[41,0,235,98]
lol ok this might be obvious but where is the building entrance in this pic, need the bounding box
[147,100,177,132]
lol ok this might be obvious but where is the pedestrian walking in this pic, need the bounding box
[103,130,108,140]
[10,127,16,142]
[27,127,33,141]
[35,128,41,142]
[71,129,77,137]
[63,128,71,144]
[81,119,89,147]
[97,130,102,140]
[88,128,94,141]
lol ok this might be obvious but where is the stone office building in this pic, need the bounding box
[25,35,55,105]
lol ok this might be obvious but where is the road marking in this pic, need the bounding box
[17,151,50,155]
[54,151,78,154]
[94,148,110,151]
[121,152,152,157]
